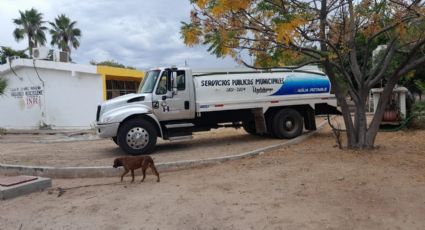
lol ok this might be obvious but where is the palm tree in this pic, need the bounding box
[49,14,81,60]
[0,46,29,64]
[13,8,47,57]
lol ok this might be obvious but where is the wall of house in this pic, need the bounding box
[0,66,103,129]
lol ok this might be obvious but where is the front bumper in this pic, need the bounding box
[96,122,120,138]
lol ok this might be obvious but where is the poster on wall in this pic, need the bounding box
[10,86,43,109]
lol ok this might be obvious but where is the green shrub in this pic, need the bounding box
[409,101,425,129]
[412,101,425,113]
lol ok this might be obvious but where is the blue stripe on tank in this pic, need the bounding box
[270,75,330,96]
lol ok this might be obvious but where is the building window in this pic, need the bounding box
[106,80,139,99]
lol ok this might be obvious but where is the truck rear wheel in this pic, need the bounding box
[117,119,157,155]
[242,121,257,135]
[272,108,303,139]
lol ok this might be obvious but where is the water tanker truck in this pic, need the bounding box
[96,66,340,155]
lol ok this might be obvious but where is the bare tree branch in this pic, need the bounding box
[240,59,320,70]
[367,39,397,88]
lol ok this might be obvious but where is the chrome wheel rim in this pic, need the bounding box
[126,127,149,149]
[285,120,294,130]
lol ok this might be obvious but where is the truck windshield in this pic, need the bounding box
[138,70,161,93]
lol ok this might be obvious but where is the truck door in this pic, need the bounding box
[152,69,193,121]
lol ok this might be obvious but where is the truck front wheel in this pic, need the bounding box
[112,137,118,145]
[272,108,303,139]
[117,119,157,155]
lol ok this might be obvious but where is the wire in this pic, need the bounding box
[32,59,49,128]
[8,58,23,81]
[326,113,417,133]
[327,114,347,131]
[32,59,45,86]
[379,113,417,132]
[53,182,122,197]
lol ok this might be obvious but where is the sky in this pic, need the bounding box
[0,0,238,69]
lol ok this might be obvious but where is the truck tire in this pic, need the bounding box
[117,119,157,155]
[242,121,257,135]
[112,137,118,145]
[272,108,303,139]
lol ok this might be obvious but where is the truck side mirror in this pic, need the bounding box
[163,69,178,100]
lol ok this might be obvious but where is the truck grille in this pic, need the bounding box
[96,105,101,122]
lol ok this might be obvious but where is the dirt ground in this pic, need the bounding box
[1,126,425,230]
[0,125,319,167]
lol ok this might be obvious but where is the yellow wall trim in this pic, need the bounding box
[102,74,107,100]
[105,76,143,81]
[96,66,144,78]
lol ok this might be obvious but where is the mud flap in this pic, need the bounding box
[252,108,267,134]
[304,107,317,131]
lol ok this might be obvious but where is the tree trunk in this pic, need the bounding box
[323,63,357,148]
[324,64,395,149]
[353,104,369,148]
[365,77,399,147]
[66,46,71,61]
[28,40,33,57]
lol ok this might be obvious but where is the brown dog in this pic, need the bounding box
[113,156,160,183]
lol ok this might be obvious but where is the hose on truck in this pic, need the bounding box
[325,113,418,132]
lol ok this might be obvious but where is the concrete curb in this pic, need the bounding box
[4,129,94,135]
[0,131,100,144]
[0,135,101,144]
[0,177,52,200]
[0,120,328,178]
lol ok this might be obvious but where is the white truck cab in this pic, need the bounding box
[96,66,340,155]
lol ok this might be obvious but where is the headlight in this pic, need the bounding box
[100,116,114,124]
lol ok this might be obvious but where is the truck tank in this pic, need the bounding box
[192,69,332,111]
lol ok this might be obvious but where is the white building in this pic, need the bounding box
[0,59,143,130]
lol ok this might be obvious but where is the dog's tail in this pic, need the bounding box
[149,160,160,182]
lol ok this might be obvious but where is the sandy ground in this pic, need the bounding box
[1,126,425,230]
[0,124,321,167]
